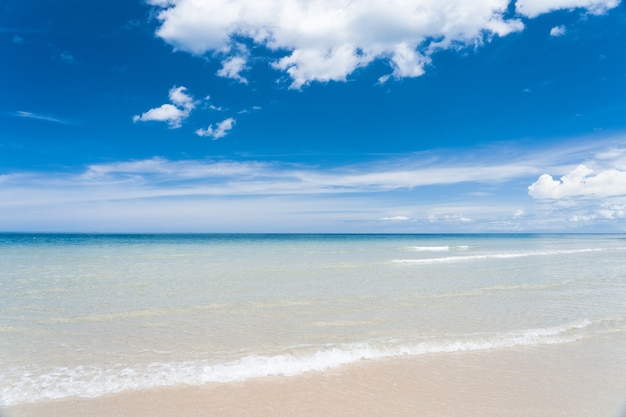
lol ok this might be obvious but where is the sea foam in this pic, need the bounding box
[393,248,604,264]
[408,246,450,252]
[0,320,591,406]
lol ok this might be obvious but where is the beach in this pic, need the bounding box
[2,234,625,416]
[8,332,626,417]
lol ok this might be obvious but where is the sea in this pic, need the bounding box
[1,233,625,407]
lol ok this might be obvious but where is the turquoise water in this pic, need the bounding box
[1,234,626,405]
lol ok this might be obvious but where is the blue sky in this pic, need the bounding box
[1,0,626,232]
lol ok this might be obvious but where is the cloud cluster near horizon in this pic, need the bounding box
[529,166,626,199]
[0,151,538,232]
[2,139,626,231]
[148,0,619,88]
[528,146,626,223]
[0,151,541,213]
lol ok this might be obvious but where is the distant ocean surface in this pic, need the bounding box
[1,233,625,406]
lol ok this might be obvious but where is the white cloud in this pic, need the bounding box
[550,25,567,36]
[168,86,196,111]
[516,0,619,18]
[196,117,236,139]
[0,154,532,232]
[425,212,474,223]
[238,105,263,114]
[133,104,188,128]
[148,0,526,89]
[12,35,24,44]
[5,140,626,232]
[380,216,410,221]
[382,43,430,83]
[15,154,538,198]
[133,86,196,128]
[216,45,249,83]
[146,0,619,89]
[444,214,473,222]
[528,164,626,199]
[273,45,369,89]
[598,206,626,219]
[13,111,72,125]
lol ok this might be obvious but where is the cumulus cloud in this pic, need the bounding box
[168,85,196,110]
[217,56,249,83]
[196,117,236,139]
[528,164,626,199]
[216,43,250,83]
[515,0,619,18]
[146,0,619,89]
[550,25,567,36]
[133,86,196,128]
[148,0,527,89]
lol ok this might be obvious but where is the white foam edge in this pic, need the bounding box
[1,319,592,406]
[393,248,603,264]
[407,246,450,252]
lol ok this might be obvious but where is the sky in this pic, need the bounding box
[1,0,626,233]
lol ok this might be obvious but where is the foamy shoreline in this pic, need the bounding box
[6,333,626,417]
[0,319,593,406]
[3,234,625,416]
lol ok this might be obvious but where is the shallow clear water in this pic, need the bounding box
[1,233,625,405]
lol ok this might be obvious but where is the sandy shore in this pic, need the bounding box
[6,333,626,417]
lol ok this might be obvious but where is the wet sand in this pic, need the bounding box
[6,333,626,417]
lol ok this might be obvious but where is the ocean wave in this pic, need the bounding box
[406,245,471,252]
[0,319,592,406]
[407,246,450,252]
[393,248,604,264]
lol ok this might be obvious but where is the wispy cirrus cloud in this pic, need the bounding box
[0,152,538,204]
[12,111,73,125]
[3,137,619,200]
[147,0,619,89]
[0,152,537,232]
[2,138,625,232]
